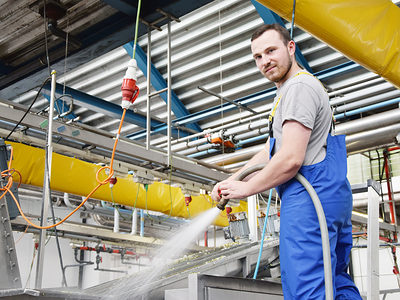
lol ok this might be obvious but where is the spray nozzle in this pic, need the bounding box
[121,59,140,109]
[217,198,230,211]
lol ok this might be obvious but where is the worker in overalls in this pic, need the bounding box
[211,24,362,299]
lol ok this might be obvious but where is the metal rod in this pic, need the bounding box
[167,22,172,166]
[156,8,180,22]
[146,28,152,150]
[35,70,56,289]
[198,86,257,114]
[149,87,168,98]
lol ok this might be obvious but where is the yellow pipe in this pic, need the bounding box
[7,141,247,227]
[256,0,400,88]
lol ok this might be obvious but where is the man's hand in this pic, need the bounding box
[218,181,251,200]
[211,181,224,201]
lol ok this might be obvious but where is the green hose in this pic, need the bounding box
[132,0,142,59]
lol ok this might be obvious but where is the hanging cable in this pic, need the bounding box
[5,77,51,141]
[42,0,51,76]
[132,0,142,59]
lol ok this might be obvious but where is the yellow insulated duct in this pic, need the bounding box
[7,141,247,227]
[256,0,400,89]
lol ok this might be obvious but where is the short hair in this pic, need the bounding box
[251,24,291,45]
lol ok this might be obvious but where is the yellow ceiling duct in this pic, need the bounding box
[256,0,400,88]
[6,141,247,227]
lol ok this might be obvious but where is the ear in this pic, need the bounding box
[287,40,296,56]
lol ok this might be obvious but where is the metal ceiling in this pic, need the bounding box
[1,0,399,176]
[0,0,214,96]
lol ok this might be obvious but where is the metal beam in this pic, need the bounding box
[124,43,201,133]
[251,0,312,73]
[0,104,228,182]
[0,1,214,99]
[101,0,137,16]
[0,60,12,75]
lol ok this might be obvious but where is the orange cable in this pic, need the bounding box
[1,108,127,230]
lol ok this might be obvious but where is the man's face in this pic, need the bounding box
[251,30,294,85]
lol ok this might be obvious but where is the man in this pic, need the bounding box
[211,24,362,299]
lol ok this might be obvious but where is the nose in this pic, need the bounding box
[260,54,270,67]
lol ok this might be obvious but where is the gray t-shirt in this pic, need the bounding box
[270,71,331,165]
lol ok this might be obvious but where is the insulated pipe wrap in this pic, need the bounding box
[6,141,246,227]
[256,0,400,88]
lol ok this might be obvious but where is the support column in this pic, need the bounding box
[0,139,22,289]
[247,195,258,242]
[367,179,380,300]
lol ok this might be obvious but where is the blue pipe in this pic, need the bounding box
[236,134,269,147]
[128,89,276,140]
[187,134,269,158]
[253,188,273,279]
[128,62,361,140]
[188,148,219,158]
[334,97,400,120]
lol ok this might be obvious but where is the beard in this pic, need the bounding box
[264,54,293,83]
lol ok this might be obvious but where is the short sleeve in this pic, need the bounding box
[280,82,320,130]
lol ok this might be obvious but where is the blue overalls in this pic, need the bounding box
[268,86,362,299]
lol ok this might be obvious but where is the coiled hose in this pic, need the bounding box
[217,163,333,300]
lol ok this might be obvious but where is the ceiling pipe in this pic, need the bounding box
[162,111,270,150]
[174,105,399,156]
[345,124,400,155]
[255,0,400,88]
[202,109,400,166]
[333,90,400,114]
[335,108,400,136]
[335,99,400,120]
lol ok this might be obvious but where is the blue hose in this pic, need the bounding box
[253,188,273,279]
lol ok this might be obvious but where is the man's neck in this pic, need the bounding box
[275,63,303,89]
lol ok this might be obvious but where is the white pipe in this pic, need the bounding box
[333,90,400,114]
[63,192,74,208]
[204,144,265,166]
[146,28,151,150]
[167,22,172,166]
[335,108,400,136]
[156,110,270,148]
[35,70,57,289]
[113,207,120,233]
[131,208,138,235]
[346,123,400,155]
[247,195,258,242]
